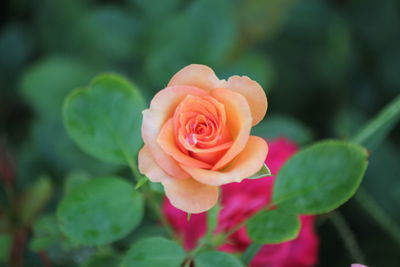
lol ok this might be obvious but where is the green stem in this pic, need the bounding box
[241,243,262,265]
[329,210,366,264]
[145,190,180,243]
[205,194,221,239]
[355,188,400,246]
[183,239,209,267]
[189,202,273,265]
[349,96,400,247]
[182,202,275,267]
[126,155,144,182]
[351,95,400,146]
[185,198,222,262]
[124,153,179,244]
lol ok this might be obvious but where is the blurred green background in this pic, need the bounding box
[0,0,399,266]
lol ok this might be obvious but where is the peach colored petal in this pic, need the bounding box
[142,85,208,179]
[181,136,269,186]
[168,65,267,126]
[138,146,169,182]
[172,94,220,155]
[226,75,268,126]
[162,178,219,213]
[176,95,219,120]
[191,148,229,166]
[178,123,232,152]
[173,94,231,153]
[168,64,225,91]
[143,110,189,179]
[158,119,213,169]
[188,127,233,165]
[210,88,252,170]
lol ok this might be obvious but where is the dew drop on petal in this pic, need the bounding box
[185,133,197,146]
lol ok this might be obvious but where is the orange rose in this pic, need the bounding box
[139,64,268,213]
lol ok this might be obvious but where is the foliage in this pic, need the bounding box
[57,177,144,246]
[1,0,399,266]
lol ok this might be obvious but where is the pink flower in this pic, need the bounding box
[163,137,319,266]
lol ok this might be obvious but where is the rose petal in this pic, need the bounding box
[142,85,208,179]
[210,88,252,170]
[168,65,267,126]
[168,64,225,91]
[175,95,230,151]
[162,178,219,214]
[226,75,268,126]
[188,127,233,165]
[138,146,169,182]
[181,136,269,186]
[157,119,213,169]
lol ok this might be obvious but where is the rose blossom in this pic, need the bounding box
[163,138,319,267]
[139,64,268,213]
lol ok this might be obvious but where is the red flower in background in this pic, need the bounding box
[163,138,319,267]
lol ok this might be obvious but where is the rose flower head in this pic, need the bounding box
[139,64,268,213]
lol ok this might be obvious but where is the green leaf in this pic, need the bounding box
[29,215,61,252]
[64,171,91,194]
[57,177,143,245]
[82,247,121,267]
[122,237,186,267]
[81,7,139,61]
[246,164,272,180]
[31,118,119,175]
[131,0,181,19]
[195,251,245,267]
[247,209,300,244]
[351,95,400,149]
[19,56,119,175]
[127,223,170,244]
[252,114,314,145]
[63,73,146,165]
[20,175,53,226]
[273,140,369,214]
[20,56,97,119]
[0,234,11,262]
